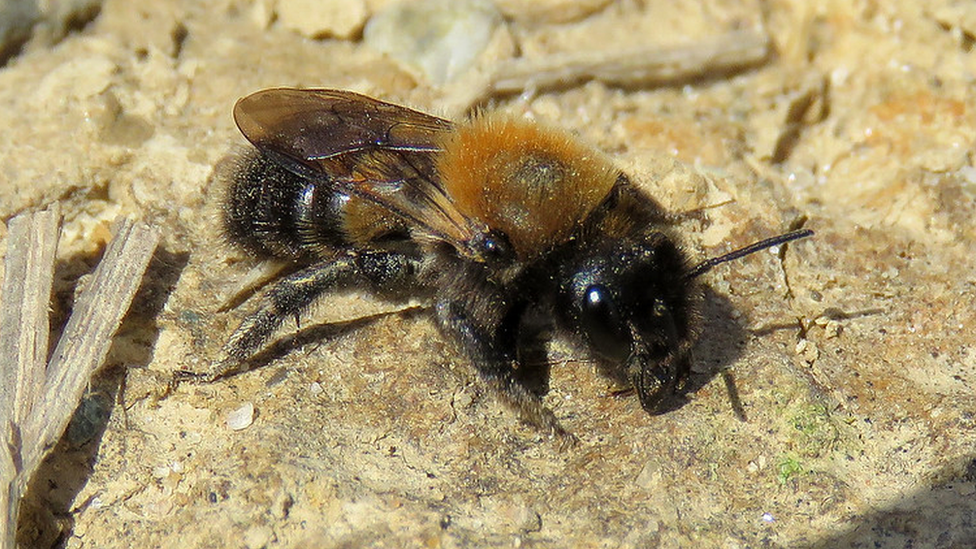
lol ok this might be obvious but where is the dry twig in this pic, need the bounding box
[0,209,159,548]
[443,29,770,115]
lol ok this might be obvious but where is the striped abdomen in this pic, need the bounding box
[222,150,409,259]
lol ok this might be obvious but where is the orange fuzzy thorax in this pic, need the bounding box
[437,113,620,259]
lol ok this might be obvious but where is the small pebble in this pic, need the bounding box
[364,0,501,84]
[276,0,367,39]
[227,402,255,430]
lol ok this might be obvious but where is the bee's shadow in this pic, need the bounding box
[670,287,757,418]
[218,289,763,422]
[224,307,426,380]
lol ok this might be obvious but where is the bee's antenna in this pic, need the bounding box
[686,228,814,280]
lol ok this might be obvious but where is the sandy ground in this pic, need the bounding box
[2,0,975,547]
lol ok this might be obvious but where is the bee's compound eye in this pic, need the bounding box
[581,284,630,361]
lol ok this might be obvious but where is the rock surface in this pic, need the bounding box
[2,0,975,547]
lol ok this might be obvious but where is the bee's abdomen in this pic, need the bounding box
[222,151,351,258]
[222,151,410,259]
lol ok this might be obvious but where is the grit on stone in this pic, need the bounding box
[2,1,974,547]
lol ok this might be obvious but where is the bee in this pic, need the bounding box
[187,88,812,440]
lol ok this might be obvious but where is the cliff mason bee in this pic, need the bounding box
[186,88,812,439]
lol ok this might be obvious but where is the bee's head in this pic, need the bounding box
[556,231,698,413]
[556,226,813,413]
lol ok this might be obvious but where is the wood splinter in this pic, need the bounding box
[0,205,159,548]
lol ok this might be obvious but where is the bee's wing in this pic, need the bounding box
[233,88,481,252]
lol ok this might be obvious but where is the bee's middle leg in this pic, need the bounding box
[435,301,576,446]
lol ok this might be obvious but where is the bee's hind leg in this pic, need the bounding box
[176,251,418,384]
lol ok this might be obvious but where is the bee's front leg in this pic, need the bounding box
[176,251,417,384]
[435,300,577,446]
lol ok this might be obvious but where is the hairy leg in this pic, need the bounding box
[435,300,576,446]
[181,251,416,382]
